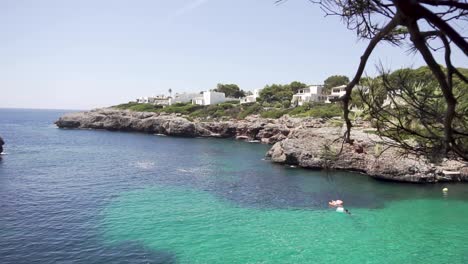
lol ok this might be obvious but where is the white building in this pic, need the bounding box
[325,85,347,103]
[136,96,150,103]
[192,91,229,106]
[240,88,262,104]
[169,93,200,105]
[325,85,368,103]
[149,95,171,106]
[136,95,170,105]
[291,85,326,106]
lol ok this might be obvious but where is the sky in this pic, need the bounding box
[1,0,466,110]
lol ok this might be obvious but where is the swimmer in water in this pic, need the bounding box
[336,207,351,215]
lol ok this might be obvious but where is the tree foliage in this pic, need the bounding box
[276,0,468,161]
[259,84,293,107]
[358,66,468,161]
[323,75,350,94]
[214,83,246,98]
[258,81,308,107]
[289,81,308,93]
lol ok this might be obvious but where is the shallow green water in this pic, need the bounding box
[104,186,468,264]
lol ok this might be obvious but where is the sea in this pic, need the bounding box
[0,108,467,264]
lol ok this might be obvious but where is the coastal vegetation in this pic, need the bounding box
[277,0,467,161]
[114,100,343,120]
[213,83,246,98]
[258,81,308,108]
[323,75,349,95]
[356,66,468,161]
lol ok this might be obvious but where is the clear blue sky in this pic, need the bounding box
[1,0,466,110]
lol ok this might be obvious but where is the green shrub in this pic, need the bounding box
[293,103,342,118]
[273,102,283,108]
[113,102,163,112]
[113,101,343,120]
[238,103,262,119]
[261,109,288,119]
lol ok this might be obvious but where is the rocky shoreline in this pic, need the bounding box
[55,108,468,183]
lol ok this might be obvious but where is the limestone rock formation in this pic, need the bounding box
[55,109,292,143]
[266,127,468,183]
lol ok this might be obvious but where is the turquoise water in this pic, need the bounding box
[104,187,468,264]
[1,109,468,263]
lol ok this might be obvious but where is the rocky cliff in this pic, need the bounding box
[56,109,468,183]
[55,109,323,144]
[266,126,468,183]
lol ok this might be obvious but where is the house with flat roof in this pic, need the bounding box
[192,91,232,105]
[149,95,171,106]
[291,85,326,106]
[325,85,368,103]
[240,88,262,104]
[169,93,200,105]
[325,85,347,103]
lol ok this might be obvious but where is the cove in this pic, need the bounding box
[1,109,468,264]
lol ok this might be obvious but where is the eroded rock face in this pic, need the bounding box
[55,109,294,142]
[266,127,468,183]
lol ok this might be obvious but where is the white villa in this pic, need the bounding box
[136,95,171,105]
[136,92,201,106]
[325,85,368,103]
[170,92,200,105]
[192,91,234,106]
[240,88,262,104]
[151,95,171,106]
[325,85,347,103]
[291,85,326,106]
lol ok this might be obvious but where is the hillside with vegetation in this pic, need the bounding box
[113,101,342,120]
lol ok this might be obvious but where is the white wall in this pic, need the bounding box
[309,85,323,95]
[291,85,325,106]
[253,88,262,98]
[171,93,200,105]
[240,88,262,104]
[203,91,226,105]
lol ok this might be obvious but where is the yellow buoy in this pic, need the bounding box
[442,188,448,192]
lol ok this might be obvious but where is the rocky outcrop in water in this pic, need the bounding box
[266,126,468,183]
[0,135,4,154]
[54,109,307,143]
[56,108,468,183]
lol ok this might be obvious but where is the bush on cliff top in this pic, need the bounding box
[113,101,343,119]
[114,102,162,112]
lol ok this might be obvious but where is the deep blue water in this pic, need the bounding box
[1,109,468,264]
